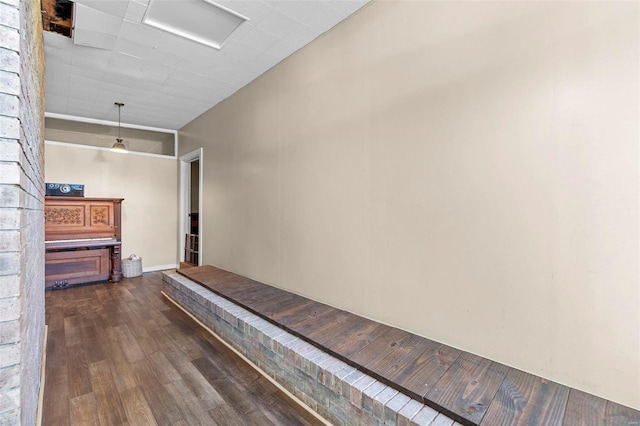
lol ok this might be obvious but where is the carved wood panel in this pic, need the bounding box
[44,206,84,226]
[90,206,110,226]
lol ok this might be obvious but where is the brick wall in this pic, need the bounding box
[0,0,45,424]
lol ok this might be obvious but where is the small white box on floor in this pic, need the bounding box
[122,255,142,277]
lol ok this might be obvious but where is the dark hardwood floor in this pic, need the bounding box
[43,272,324,426]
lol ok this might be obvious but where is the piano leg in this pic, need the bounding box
[110,243,123,283]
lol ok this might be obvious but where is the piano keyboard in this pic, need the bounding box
[45,237,115,243]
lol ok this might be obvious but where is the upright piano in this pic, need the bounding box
[44,196,124,289]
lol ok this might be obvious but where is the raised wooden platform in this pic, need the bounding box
[177,265,640,426]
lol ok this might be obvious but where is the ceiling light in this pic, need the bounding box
[142,0,249,50]
[111,102,128,153]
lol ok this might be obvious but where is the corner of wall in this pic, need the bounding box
[0,0,46,424]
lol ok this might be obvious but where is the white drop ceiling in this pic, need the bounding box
[44,0,370,130]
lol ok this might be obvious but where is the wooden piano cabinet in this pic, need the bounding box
[44,196,124,289]
[45,248,111,289]
[44,196,123,241]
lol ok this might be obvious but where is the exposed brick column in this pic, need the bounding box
[0,0,46,424]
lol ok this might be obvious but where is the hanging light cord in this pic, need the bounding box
[112,102,127,152]
[118,103,121,140]
[116,102,124,142]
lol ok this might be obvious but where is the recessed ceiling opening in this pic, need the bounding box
[41,0,74,38]
[142,0,249,50]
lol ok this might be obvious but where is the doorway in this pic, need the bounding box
[179,148,203,267]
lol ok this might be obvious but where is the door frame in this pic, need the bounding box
[179,148,203,265]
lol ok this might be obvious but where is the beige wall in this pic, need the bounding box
[45,143,178,270]
[179,1,639,409]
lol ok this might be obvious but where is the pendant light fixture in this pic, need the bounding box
[111,102,128,152]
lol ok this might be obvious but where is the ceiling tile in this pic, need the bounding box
[71,43,114,60]
[71,53,110,69]
[44,97,69,115]
[139,60,174,84]
[146,47,186,68]
[324,0,369,16]
[265,38,304,59]
[45,46,73,64]
[214,0,273,23]
[269,0,327,24]
[114,37,152,59]
[69,64,106,80]
[102,71,138,87]
[73,29,118,50]
[44,31,73,48]
[44,0,370,129]
[74,3,122,34]
[75,0,129,19]
[107,51,145,75]
[154,32,223,63]
[124,0,147,23]
[118,19,163,46]
[255,10,300,39]
[232,27,281,53]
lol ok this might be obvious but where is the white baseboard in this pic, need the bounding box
[143,264,179,273]
[37,325,48,426]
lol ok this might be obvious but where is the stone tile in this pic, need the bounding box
[0,25,17,52]
[341,369,366,399]
[0,70,18,97]
[410,406,441,426]
[0,3,19,31]
[0,364,19,389]
[397,399,425,426]
[0,387,19,414]
[0,343,19,368]
[0,320,18,343]
[371,386,398,420]
[361,381,387,415]
[0,48,19,74]
[384,392,411,425]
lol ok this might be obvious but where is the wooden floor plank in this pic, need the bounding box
[114,324,146,363]
[288,304,337,335]
[44,272,321,426]
[350,327,413,366]
[425,352,509,424]
[146,351,182,385]
[130,360,184,426]
[87,359,128,426]
[604,400,640,426]
[103,328,140,393]
[42,377,70,426]
[310,315,370,346]
[387,340,461,400]
[66,343,92,399]
[69,392,99,426]
[481,368,570,425]
[120,387,158,426]
[164,349,226,412]
[63,316,83,348]
[562,389,606,426]
[364,334,432,379]
[192,356,274,422]
[164,379,220,426]
[324,321,392,359]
